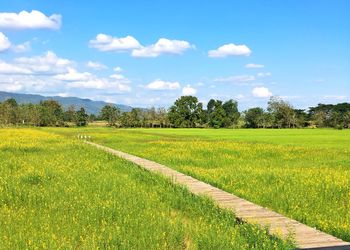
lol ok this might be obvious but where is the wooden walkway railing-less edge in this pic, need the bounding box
[85,141,350,250]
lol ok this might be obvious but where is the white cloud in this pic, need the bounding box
[257,72,272,78]
[182,85,197,95]
[67,78,131,92]
[12,41,31,53]
[0,32,11,52]
[89,34,141,52]
[323,95,347,100]
[146,80,181,90]
[214,75,255,84]
[246,63,264,69]
[110,73,130,82]
[132,38,193,57]
[0,10,61,30]
[0,80,24,92]
[113,66,122,72]
[14,51,73,74]
[208,43,251,57]
[86,61,107,70]
[0,32,31,53]
[0,60,32,74]
[252,87,272,98]
[90,34,193,57]
[0,51,132,98]
[54,67,92,81]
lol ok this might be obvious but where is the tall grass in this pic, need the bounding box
[48,127,350,241]
[0,128,292,249]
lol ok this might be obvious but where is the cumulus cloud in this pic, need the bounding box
[90,34,193,57]
[0,32,31,53]
[208,43,251,57]
[89,34,141,52]
[14,51,73,74]
[214,75,255,84]
[146,80,181,90]
[54,67,92,81]
[132,38,193,57]
[252,87,272,98]
[0,10,61,30]
[246,63,264,68]
[0,51,132,98]
[0,60,32,74]
[0,51,73,75]
[0,32,11,52]
[182,85,197,95]
[86,61,107,70]
[67,77,131,92]
[54,67,131,92]
[0,82,23,92]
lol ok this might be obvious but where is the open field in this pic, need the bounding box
[47,127,350,242]
[0,129,293,249]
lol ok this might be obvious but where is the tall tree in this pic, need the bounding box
[128,108,143,127]
[207,99,226,128]
[100,105,120,126]
[64,105,76,123]
[1,98,18,125]
[244,107,265,128]
[267,97,296,128]
[75,107,88,126]
[222,99,240,127]
[39,100,64,126]
[168,96,202,128]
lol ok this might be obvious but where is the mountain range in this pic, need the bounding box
[0,91,133,114]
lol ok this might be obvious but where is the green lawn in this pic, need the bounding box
[47,127,350,241]
[0,128,292,249]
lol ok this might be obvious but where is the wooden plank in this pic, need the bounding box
[85,141,350,249]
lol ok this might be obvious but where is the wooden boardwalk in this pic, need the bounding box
[86,141,350,249]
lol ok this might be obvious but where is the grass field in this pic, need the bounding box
[47,127,350,242]
[0,128,293,249]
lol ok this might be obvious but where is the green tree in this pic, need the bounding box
[344,111,350,128]
[100,105,120,126]
[244,107,265,128]
[1,98,18,125]
[222,99,240,127]
[207,99,226,128]
[39,100,64,126]
[294,109,308,128]
[168,96,202,128]
[75,107,88,126]
[64,105,76,123]
[129,108,143,127]
[267,96,296,128]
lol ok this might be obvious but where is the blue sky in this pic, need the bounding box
[0,0,349,110]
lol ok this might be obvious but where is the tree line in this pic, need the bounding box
[1,96,349,129]
[0,99,89,127]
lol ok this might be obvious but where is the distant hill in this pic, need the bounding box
[0,91,133,114]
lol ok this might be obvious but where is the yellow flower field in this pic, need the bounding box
[47,127,350,242]
[0,128,293,249]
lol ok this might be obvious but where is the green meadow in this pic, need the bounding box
[0,128,293,249]
[48,127,350,241]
